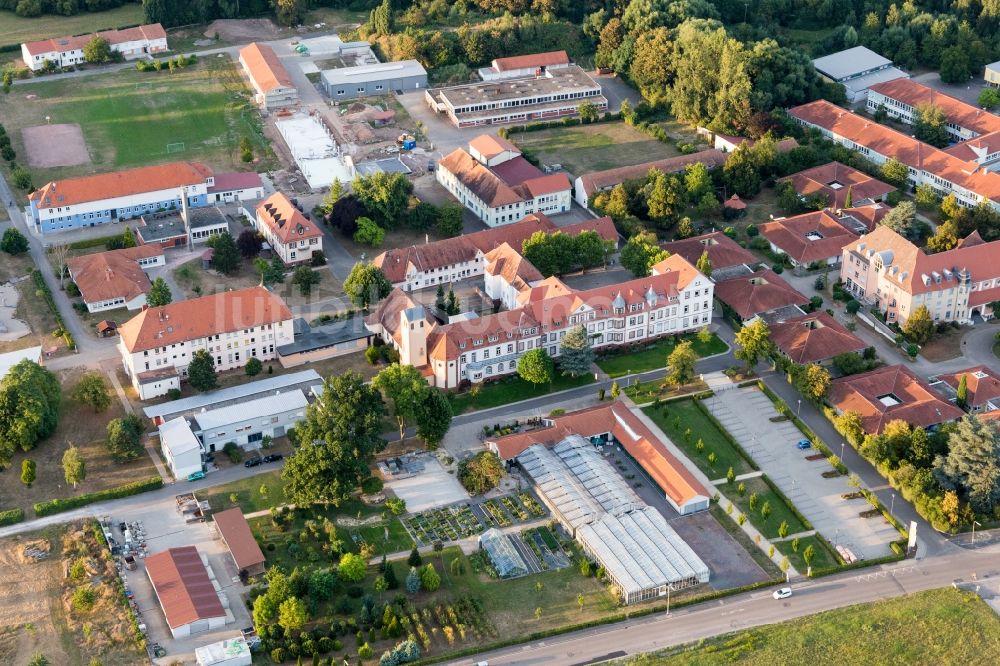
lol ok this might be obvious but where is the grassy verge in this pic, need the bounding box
[201,469,286,514]
[774,534,838,572]
[723,476,808,540]
[708,503,782,578]
[624,379,708,403]
[614,588,1000,665]
[447,373,594,415]
[596,333,727,378]
[642,399,755,477]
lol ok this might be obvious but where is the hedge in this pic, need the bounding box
[691,397,760,471]
[497,112,623,137]
[33,476,162,517]
[67,234,121,251]
[808,547,906,578]
[31,269,76,350]
[0,508,24,526]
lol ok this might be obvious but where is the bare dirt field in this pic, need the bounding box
[204,18,281,42]
[0,524,145,666]
[22,123,90,168]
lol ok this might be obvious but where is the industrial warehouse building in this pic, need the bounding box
[213,508,266,577]
[321,59,427,99]
[515,436,710,605]
[146,546,229,639]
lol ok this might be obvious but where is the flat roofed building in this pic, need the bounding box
[136,206,229,249]
[0,347,42,380]
[192,389,308,449]
[321,59,427,99]
[66,244,165,313]
[812,46,909,102]
[425,65,607,128]
[21,23,167,71]
[159,417,204,479]
[253,192,323,265]
[988,61,1000,88]
[239,42,298,110]
[27,162,213,235]
[213,508,266,576]
[277,315,373,367]
[195,637,251,666]
[145,546,227,638]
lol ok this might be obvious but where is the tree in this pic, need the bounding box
[914,104,950,148]
[957,374,969,409]
[723,144,761,198]
[645,170,686,226]
[274,0,305,27]
[351,172,413,228]
[72,372,111,413]
[146,277,172,307]
[979,88,1000,110]
[435,205,464,238]
[327,194,368,236]
[1,228,28,254]
[620,231,668,277]
[0,360,61,467]
[927,220,959,253]
[798,363,831,401]
[414,387,452,447]
[374,364,427,441]
[915,183,939,210]
[679,245,709,279]
[558,325,594,377]
[420,563,441,592]
[458,451,505,495]
[237,229,263,258]
[517,348,554,387]
[408,547,422,568]
[20,459,35,487]
[880,200,917,238]
[664,340,698,387]
[281,371,387,506]
[880,158,910,189]
[521,231,576,277]
[187,350,217,392]
[405,566,421,593]
[344,263,391,310]
[63,446,85,489]
[934,415,1000,513]
[245,357,263,377]
[106,414,144,462]
[353,216,385,248]
[939,45,971,84]
[292,266,321,296]
[338,552,368,583]
[278,596,309,631]
[902,305,934,345]
[11,166,32,191]
[734,319,772,370]
[83,36,112,64]
[207,232,240,275]
[577,101,599,122]
[370,0,393,35]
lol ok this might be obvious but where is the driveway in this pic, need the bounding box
[704,386,898,560]
[911,71,987,106]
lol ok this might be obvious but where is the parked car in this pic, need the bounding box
[187,470,206,481]
[772,587,793,600]
[244,457,263,468]
[796,439,812,450]
[263,454,284,463]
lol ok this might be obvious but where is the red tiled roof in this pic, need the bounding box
[30,162,212,208]
[778,161,896,209]
[208,171,263,194]
[213,508,266,572]
[662,231,757,270]
[768,311,866,364]
[439,147,570,208]
[829,364,964,434]
[256,192,322,245]
[713,269,809,319]
[485,242,543,290]
[936,366,1000,409]
[492,50,570,72]
[239,42,293,93]
[145,546,225,629]
[66,244,163,305]
[868,78,1000,136]
[836,203,890,232]
[759,210,859,265]
[577,151,728,200]
[119,286,292,353]
[491,401,709,508]
[365,288,434,351]
[944,131,1000,162]
[23,23,166,56]
[469,134,519,160]
[788,100,1000,204]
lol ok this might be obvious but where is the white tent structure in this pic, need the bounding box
[517,436,709,605]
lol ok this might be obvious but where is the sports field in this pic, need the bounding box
[0,4,146,48]
[0,55,273,185]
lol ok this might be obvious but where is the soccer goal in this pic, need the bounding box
[166,142,186,154]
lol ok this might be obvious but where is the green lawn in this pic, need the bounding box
[201,470,287,514]
[0,5,145,47]
[724,476,808,541]
[511,122,683,175]
[624,378,708,404]
[774,534,839,572]
[0,55,273,189]
[617,588,1000,665]
[642,400,755,477]
[597,333,727,378]
[447,373,595,415]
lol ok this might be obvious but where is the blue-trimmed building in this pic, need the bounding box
[26,161,214,235]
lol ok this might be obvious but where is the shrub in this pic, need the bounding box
[385,497,406,515]
[361,476,384,494]
[271,647,286,663]
[223,441,242,463]
[71,586,96,612]
[0,508,24,526]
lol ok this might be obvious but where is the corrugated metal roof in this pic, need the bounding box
[143,370,321,419]
[192,390,307,432]
[146,546,225,629]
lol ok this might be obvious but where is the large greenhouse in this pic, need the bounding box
[516,435,710,605]
[478,528,529,578]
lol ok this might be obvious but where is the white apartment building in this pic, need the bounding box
[118,287,295,399]
[21,23,168,71]
[248,192,323,265]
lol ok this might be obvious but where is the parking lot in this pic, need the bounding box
[109,494,253,663]
[704,387,898,560]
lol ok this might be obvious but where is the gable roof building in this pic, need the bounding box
[867,78,1000,141]
[213,508,267,576]
[662,231,758,272]
[239,42,298,110]
[573,151,728,208]
[828,364,964,434]
[66,245,166,313]
[712,269,809,322]
[253,192,323,265]
[811,46,908,102]
[768,311,867,364]
[935,366,1000,412]
[145,546,227,638]
[778,162,896,209]
[759,210,859,267]
[21,23,167,71]
[480,50,572,81]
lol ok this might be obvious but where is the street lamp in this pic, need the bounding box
[797,398,801,417]
[890,492,895,517]
[841,440,846,461]
[972,520,982,546]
